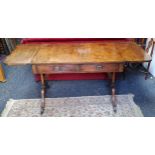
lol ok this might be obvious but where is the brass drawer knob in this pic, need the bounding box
[96,65,103,70]
[54,66,62,71]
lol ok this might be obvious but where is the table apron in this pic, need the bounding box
[32,63,124,74]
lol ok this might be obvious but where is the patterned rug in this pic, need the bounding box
[1,95,143,117]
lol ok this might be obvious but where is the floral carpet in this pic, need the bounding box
[1,94,143,117]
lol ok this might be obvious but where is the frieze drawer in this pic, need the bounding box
[32,63,124,74]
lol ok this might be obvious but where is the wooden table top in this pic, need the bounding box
[4,41,151,65]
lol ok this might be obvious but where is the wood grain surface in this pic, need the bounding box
[4,41,151,65]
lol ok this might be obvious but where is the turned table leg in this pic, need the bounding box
[145,62,151,80]
[0,64,6,82]
[145,39,154,80]
[40,74,46,114]
[111,72,117,112]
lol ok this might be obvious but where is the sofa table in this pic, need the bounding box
[4,41,151,114]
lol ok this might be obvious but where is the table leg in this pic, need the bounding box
[40,74,46,114]
[0,64,6,82]
[111,72,117,112]
[145,62,151,80]
[145,41,154,80]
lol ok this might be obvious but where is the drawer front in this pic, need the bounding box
[33,65,79,74]
[80,64,123,72]
[32,63,124,74]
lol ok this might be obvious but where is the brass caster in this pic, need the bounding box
[40,107,44,115]
[113,106,117,113]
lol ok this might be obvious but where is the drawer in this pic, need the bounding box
[32,64,80,74]
[80,63,123,72]
[32,63,124,74]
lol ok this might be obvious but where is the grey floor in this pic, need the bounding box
[0,63,155,116]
